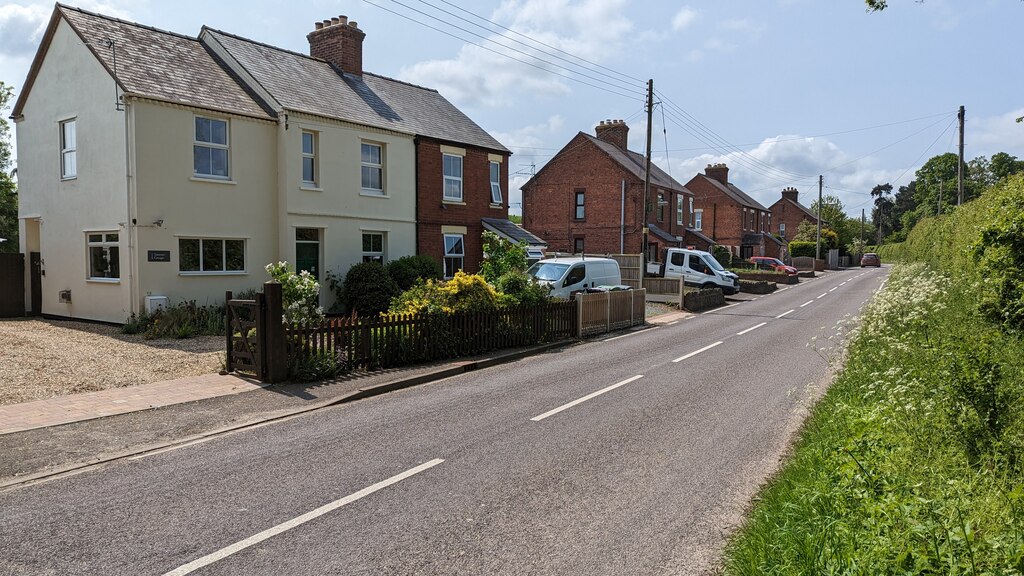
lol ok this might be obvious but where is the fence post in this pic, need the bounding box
[605,292,610,333]
[225,290,234,372]
[263,281,288,384]
[576,294,583,338]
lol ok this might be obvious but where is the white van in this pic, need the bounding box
[663,248,739,295]
[527,257,622,300]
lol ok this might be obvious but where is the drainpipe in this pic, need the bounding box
[123,96,138,316]
[620,179,625,254]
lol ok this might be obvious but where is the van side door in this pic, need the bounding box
[563,264,586,290]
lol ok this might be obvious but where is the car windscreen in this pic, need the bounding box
[703,255,726,272]
[527,262,569,281]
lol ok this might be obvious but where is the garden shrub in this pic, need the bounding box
[265,262,324,326]
[788,240,816,258]
[494,270,549,307]
[288,349,346,382]
[386,255,443,291]
[338,262,400,317]
[712,245,732,267]
[122,300,224,339]
[480,231,528,283]
[389,271,499,315]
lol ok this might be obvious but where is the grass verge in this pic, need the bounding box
[724,263,1024,574]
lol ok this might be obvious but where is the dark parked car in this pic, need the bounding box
[749,256,797,274]
[860,253,881,267]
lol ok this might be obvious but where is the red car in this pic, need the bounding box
[860,253,881,267]
[749,256,797,274]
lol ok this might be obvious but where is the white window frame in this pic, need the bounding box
[574,189,585,220]
[60,119,77,180]
[694,209,703,231]
[443,233,464,278]
[360,142,384,194]
[178,237,246,275]
[86,232,119,281]
[193,116,230,179]
[301,130,318,186]
[779,222,786,237]
[676,194,684,225]
[489,161,502,204]
[742,208,748,231]
[362,232,386,264]
[443,153,463,202]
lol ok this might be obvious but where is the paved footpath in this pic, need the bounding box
[0,309,694,438]
[0,374,267,435]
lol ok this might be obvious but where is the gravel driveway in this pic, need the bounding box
[0,318,223,406]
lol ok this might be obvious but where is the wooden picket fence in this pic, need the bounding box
[576,289,646,337]
[287,301,577,370]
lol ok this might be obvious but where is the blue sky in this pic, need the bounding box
[2,0,1022,216]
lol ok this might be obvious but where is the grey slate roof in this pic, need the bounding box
[685,227,715,245]
[481,218,547,247]
[203,29,509,152]
[695,174,769,211]
[648,223,681,244]
[51,5,272,119]
[583,134,689,193]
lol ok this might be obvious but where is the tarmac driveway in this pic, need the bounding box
[0,318,222,406]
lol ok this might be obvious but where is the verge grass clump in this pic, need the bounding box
[725,263,1024,574]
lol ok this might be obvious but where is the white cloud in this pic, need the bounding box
[399,0,635,109]
[969,108,1024,157]
[671,7,697,31]
[674,135,911,216]
[0,3,50,56]
[0,1,139,57]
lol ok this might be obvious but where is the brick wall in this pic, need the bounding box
[768,197,818,244]
[307,18,365,76]
[523,134,643,255]
[416,137,509,274]
[686,172,772,255]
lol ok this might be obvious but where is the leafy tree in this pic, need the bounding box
[990,152,1024,182]
[810,194,855,251]
[914,152,959,217]
[0,81,17,253]
[870,183,893,243]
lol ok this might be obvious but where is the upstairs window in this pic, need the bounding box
[361,142,384,194]
[574,189,585,220]
[676,194,684,225]
[489,161,502,204]
[779,222,786,237]
[443,153,463,201]
[301,131,317,186]
[194,117,229,179]
[657,193,665,222]
[60,119,77,179]
[694,209,703,231]
[87,232,119,279]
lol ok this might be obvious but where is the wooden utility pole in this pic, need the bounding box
[815,175,823,261]
[641,79,654,265]
[861,208,865,247]
[957,105,965,205]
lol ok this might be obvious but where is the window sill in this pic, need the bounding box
[190,176,237,185]
[61,176,78,182]
[489,203,504,210]
[179,271,248,276]
[360,190,389,198]
[443,199,466,206]
[86,278,120,284]
[300,184,323,192]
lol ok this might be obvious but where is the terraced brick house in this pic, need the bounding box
[521,119,711,264]
[684,163,784,260]
[766,186,824,244]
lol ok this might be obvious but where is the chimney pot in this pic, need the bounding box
[309,13,367,76]
[349,21,358,28]
[595,117,630,152]
[315,21,323,30]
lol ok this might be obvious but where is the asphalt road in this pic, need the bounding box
[0,267,889,576]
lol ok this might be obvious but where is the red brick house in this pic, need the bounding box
[766,186,823,243]
[684,164,784,260]
[521,119,712,263]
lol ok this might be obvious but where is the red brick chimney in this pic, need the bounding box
[704,163,729,185]
[595,119,629,152]
[781,186,799,203]
[308,15,366,76]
